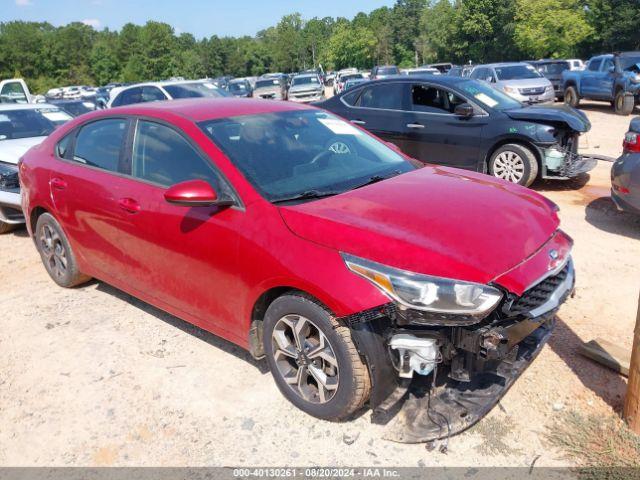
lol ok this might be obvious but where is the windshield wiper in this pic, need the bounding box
[350,171,402,191]
[272,190,342,204]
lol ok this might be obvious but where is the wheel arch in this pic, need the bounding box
[247,286,333,359]
[29,205,49,238]
[485,138,543,176]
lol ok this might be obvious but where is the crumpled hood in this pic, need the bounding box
[0,137,47,165]
[504,104,591,132]
[279,167,560,293]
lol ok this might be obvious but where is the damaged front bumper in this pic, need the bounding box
[542,146,598,179]
[345,258,575,443]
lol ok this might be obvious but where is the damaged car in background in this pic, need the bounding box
[287,73,325,103]
[317,76,597,187]
[21,99,574,444]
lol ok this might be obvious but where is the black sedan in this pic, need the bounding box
[612,117,640,214]
[316,76,596,187]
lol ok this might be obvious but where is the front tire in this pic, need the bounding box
[564,86,580,107]
[263,294,371,421]
[489,144,539,187]
[35,213,91,288]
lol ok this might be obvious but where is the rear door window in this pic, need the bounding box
[141,86,167,102]
[358,83,406,110]
[112,87,142,107]
[72,119,129,173]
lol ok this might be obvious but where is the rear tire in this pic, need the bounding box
[489,144,539,187]
[615,91,634,116]
[564,86,580,108]
[35,213,91,288]
[263,293,371,421]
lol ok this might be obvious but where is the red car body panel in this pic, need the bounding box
[20,99,569,351]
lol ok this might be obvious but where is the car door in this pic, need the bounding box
[111,119,242,332]
[581,58,602,97]
[345,82,411,151]
[598,57,616,99]
[49,117,138,281]
[402,83,488,170]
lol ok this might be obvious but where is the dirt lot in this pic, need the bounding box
[1,99,639,467]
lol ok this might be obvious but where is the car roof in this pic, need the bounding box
[480,62,531,68]
[102,98,311,122]
[365,75,466,86]
[0,102,60,111]
[293,73,318,79]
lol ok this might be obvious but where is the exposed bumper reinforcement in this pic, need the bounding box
[374,318,555,443]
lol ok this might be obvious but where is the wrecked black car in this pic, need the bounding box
[316,76,597,187]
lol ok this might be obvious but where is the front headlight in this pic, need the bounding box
[545,85,554,92]
[503,85,519,94]
[0,161,19,190]
[342,253,503,318]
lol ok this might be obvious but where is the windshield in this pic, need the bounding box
[0,108,72,140]
[494,65,542,80]
[292,76,320,86]
[199,110,414,203]
[620,55,640,72]
[458,80,521,111]
[228,82,248,92]
[163,82,230,99]
[536,62,570,75]
[378,67,399,75]
[256,79,281,89]
[341,74,363,82]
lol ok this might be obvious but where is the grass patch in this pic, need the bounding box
[546,410,640,479]
[471,415,522,456]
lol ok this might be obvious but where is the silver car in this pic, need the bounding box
[287,74,325,103]
[253,76,288,100]
[470,62,555,104]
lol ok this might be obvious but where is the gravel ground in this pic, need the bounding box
[0,99,639,467]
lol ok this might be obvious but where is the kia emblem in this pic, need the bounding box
[549,249,559,260]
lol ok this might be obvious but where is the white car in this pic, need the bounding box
[566,59,585,71]
[107,80,230,108]
[0,104,73,233]
[402,67,441,76]
[0,78,33,104]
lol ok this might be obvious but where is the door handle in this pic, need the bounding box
[351,120,366,125]
[50,177,67,190]
[406,123,425,129]
[118,197,140,214]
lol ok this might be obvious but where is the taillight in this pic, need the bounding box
[623,131,640,152]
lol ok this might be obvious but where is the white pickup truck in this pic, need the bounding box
[0,78,33,104]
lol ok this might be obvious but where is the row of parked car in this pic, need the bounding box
[0,67,636,437]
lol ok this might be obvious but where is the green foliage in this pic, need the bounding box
[514,0,593,58]
[0,0,633,94]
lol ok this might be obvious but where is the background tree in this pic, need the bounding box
[0,0,635,93]
[514,0,593,58]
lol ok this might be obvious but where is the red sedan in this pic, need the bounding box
[19,99,574,438]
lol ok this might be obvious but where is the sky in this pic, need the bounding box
[2,0,396,38]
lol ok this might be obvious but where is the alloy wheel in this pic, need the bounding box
[493,151,526,183]
[271,314,339,404]
[39,224,67,278]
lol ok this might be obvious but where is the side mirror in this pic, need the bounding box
[454,103,475,118]
[164,179,231,207]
